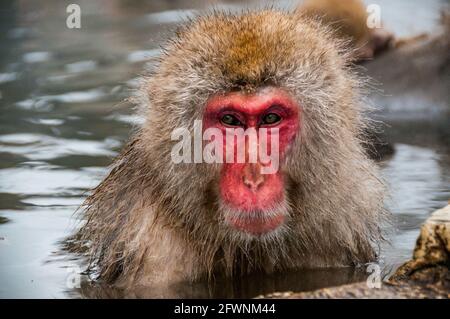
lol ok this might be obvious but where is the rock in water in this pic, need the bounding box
[388,205,450,293]
[260,205,450,299]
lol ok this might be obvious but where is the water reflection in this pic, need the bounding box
[75,268,368,299]
[0,0,449,298]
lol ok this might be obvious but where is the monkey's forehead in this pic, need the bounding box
[159,10,341,89]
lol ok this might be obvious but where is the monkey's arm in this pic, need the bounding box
[70,137,201,286]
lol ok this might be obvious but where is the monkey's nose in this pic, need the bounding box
[242,164,265,191]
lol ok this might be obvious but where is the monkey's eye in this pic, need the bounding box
[220,114,242,126]
[261,113,281,125]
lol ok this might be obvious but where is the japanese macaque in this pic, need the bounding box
[298,0,394,60]
[70,10,387,288]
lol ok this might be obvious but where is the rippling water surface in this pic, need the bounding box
[0,0,449,298]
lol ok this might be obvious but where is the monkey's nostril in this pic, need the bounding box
[242,163,265,191]
[243,175,264,191]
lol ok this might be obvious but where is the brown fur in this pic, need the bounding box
[300,0,370,43]
[298,0,394,59]
[70,10,388,288]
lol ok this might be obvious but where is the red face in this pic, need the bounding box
[203,87,300,236]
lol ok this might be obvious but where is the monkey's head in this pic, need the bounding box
[140,11,384,251]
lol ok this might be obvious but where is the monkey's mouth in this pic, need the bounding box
[221,204,288,236]
[227,213,285,236]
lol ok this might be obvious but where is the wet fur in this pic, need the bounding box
[69,10,388,288]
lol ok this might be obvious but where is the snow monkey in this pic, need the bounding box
[70,10,387,287]
[298,0,394,60]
